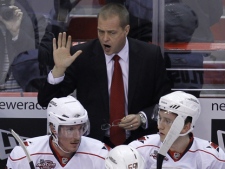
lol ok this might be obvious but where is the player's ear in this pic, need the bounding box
[181,122,191,134]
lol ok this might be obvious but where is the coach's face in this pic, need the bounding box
[58,124,84,153]
[98,15,129,55]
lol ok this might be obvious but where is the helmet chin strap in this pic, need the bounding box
[53,140,71,154]
[51,134,72,154]
[179,127,193,136]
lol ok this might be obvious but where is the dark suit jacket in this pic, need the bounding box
[38,37,171,142]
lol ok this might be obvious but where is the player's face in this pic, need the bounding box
[58,124,84,153]
[157,109,177,142]
[98,15,129,55]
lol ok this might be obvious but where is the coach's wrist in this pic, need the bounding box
[138,112,147,128]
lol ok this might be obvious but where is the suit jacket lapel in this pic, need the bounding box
[91,43,109,113]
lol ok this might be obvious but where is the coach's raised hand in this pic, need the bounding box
[52,32,82,78]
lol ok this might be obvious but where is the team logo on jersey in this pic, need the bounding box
[36,159,56,169]
[173,152,181,160]
[62,157,69,164]
[149,150,158,159]
[150,150,168,161]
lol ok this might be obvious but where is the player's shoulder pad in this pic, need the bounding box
[9,145,27,160]
[79,136,109,152]
[129,134,159,148]
[193,137,223,156]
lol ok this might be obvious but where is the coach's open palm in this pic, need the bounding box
[52,32,82,78]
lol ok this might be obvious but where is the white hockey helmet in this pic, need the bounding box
[158,91,201,133]
[47,96,90,137]
[105,145,145,169]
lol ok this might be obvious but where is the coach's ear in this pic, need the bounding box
[124,24,130,36]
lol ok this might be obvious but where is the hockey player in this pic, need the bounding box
[105,145,145,169]
[6,96,110,169]
[129,91,225,168]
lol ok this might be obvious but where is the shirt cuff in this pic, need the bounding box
[48,70,64,84]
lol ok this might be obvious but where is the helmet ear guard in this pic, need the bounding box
[105,145,145,169]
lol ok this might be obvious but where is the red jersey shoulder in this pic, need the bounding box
[209,141,219,152]
[137,135,151,144]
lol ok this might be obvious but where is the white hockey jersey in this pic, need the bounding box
[129,134,225,169]
[6,135,110,169]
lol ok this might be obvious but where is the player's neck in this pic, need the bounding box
[170,135,190,153]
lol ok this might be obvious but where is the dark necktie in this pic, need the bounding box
[110,55,126,145]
